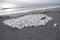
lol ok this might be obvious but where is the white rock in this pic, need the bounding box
[53,23,58,27]
[3,14,53,29]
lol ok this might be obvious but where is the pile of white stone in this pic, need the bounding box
[3,14,53,29]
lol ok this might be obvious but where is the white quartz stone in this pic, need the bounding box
[53,23,58,27]
[3,14,53,29]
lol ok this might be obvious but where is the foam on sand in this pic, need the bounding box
[3,14,53,29]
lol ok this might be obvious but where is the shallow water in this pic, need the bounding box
[0,3,60,14]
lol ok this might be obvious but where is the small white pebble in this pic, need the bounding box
[53,23,58,27]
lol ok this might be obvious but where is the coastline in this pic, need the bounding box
[0,5,60,40]
[0,6,60,17]
[0,7,60,40]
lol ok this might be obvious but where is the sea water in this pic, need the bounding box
[0,3,60,14]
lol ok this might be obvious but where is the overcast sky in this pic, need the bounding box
[0,0,60,3]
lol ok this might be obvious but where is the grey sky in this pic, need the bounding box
[0,0,60,3]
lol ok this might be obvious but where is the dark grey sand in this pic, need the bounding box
[0,9,60,40]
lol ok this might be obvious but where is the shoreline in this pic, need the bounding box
[0,6,60,40]
[0,6,60,17]
[0,8,60,40]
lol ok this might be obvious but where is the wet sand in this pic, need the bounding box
[0,9,60,40]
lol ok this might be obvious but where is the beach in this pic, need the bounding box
[0,7,60,40]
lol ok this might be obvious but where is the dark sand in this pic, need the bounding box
[0,9,60,40]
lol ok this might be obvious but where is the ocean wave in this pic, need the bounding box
[0,6,60,16]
